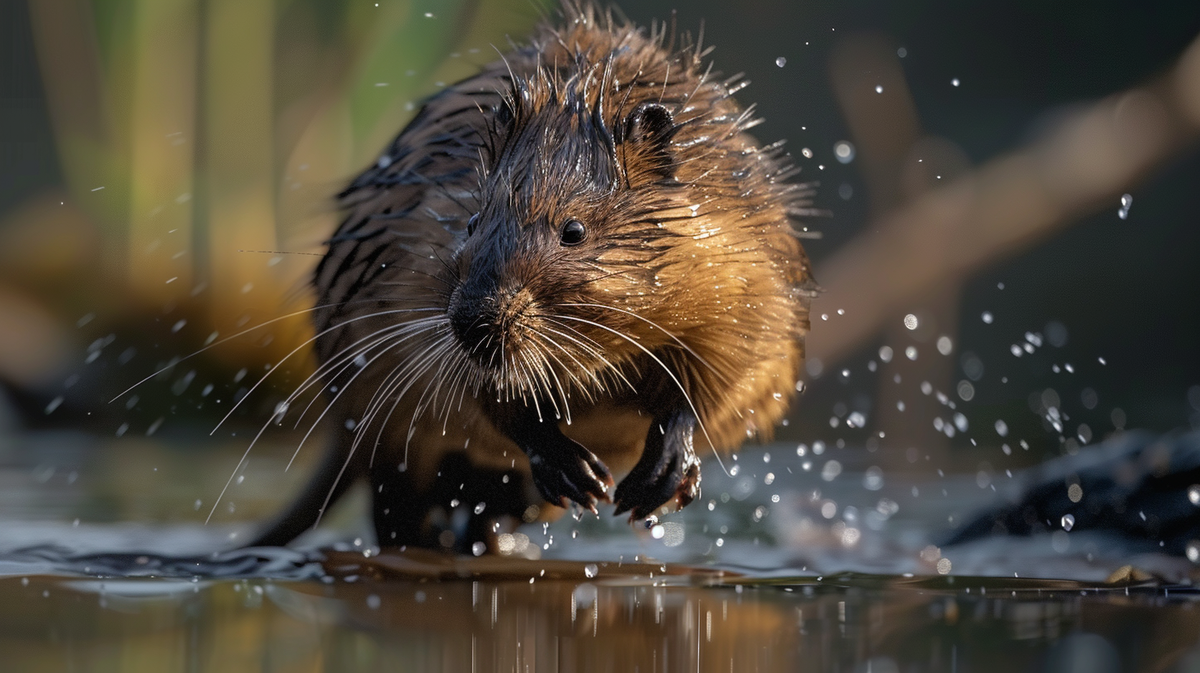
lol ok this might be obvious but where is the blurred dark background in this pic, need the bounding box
[1,0,1199,488]
[623,0,1200,469]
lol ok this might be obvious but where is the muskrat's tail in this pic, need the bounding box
[243,439,362,548]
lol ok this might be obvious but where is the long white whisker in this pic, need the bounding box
[284,323,443,473]
[554,314,728,476]
[522,348,560,421]
[402,337,460,460]
[559,302,727,383]
[352,328,451,466]
[204,314,445,523]
[286,318,443,431]
[527,333,573,424]
[303,327,451,531]
[542,318,637,394]
[110,303,440,403]
[344,329,451,467]
[366,333,456,470]
[209,310,441,435]
[529,327,596,398]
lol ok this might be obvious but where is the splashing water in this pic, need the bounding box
[1118,193,1133,219]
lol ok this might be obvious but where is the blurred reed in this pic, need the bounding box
[16,0,549,384]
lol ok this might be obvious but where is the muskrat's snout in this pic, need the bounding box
[448,272,536,373]
[447,283,490,350]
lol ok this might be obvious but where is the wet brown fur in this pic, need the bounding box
[253,2,815,550]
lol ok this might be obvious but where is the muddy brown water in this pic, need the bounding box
[3,553,1199,672]
[2,436,1200,671]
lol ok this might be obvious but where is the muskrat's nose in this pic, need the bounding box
[448,282,494,348]
[449,274,532,369]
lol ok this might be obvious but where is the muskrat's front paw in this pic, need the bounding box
[528,442,613,513]
[613,447,702,521]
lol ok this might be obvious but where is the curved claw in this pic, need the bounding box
[613,410,701,521]
[528,441,613,513]
[613,447,701,521]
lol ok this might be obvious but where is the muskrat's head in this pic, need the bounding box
[447,59,690,401]
[443,23,811,415]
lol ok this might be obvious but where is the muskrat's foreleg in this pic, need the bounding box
[370,452,531,552]
[612,409,701,521]
[504,411,614,512]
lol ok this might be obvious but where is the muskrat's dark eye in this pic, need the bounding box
[466,213,479,236]
[559,219,586,246]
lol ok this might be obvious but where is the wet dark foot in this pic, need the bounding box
[613,410,701,521]
[503,411,613,512]
[527,436,613,512]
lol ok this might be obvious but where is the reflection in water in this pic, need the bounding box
[2,555,1198,673]
[3,431,1200,670]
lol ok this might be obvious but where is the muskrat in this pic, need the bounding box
[250,1,816,553]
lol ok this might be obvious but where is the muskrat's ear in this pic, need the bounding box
[620,102,677,184]
[624,102,674,144]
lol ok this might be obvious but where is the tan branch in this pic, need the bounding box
[807,33,1200,368]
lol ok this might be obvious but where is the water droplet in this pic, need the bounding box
[1061,514,1075,531]
[994,419,1009,437]
[897,47,908,58]
[878,345,893,363]
[905,346,918,361]
[1187,541,1200,563]
[936,336,953,355]
[1188,484,1200,506]
[44,397,63,415]
[981,311,994,324]
[801,147,813,159]
[1068,484,1083,503]
[951,78,960,87]
[584,563,598,578]
[471,541,486,557]
[821,460,842,482]
[367,594,381,609]
[847,411,866,428]
[833,141,855,164]
[474,502,486,515]
[875,85,884,93]
[795,380,806,393]
[1118,193,1132,219]
[903,314,919,330]
[775,56,787,67]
